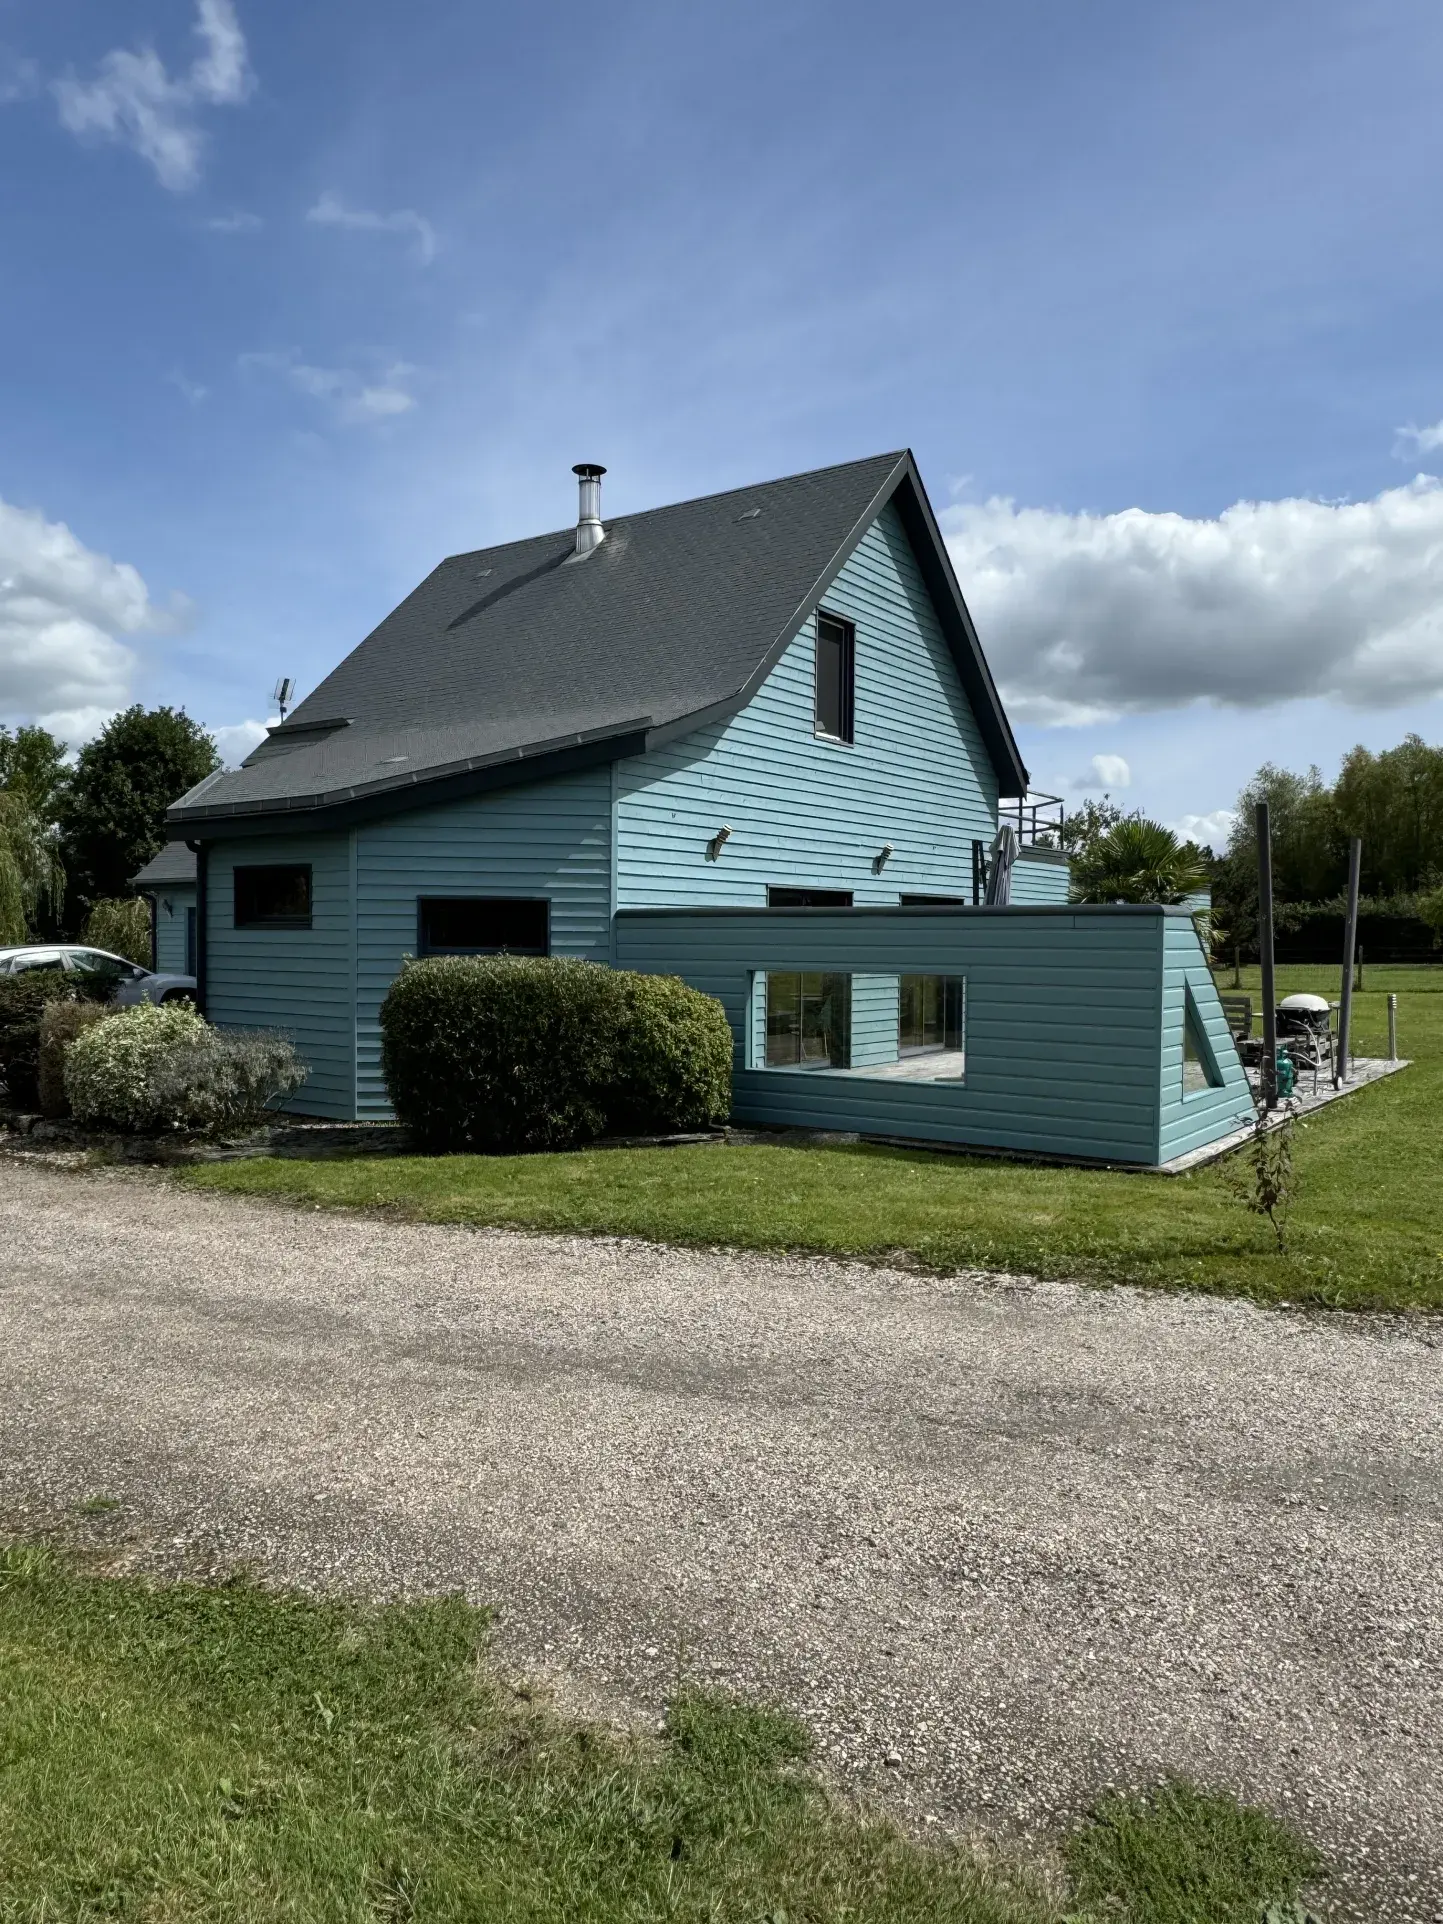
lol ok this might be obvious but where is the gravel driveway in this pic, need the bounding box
[2,1158,1441,1920]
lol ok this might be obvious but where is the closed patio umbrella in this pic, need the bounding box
[984,824,1018,906]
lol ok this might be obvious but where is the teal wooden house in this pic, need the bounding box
[162,452,1251,1167]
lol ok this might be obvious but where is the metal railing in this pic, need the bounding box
[999,791,1066,847]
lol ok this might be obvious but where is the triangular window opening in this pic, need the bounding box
[1183,984,1224,1093]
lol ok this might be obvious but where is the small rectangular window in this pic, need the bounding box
[899,894,968,906]
[814,610,855,743]
[417,897,550,956]
[234,865,312,929]
[764,972,851,1069]
[899,975,965,1055]
[766,887,854,909]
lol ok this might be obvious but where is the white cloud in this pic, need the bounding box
[206,209,262,232]
[943,474,1443,724]
[210,718,271,765]
[241,349,418,426]
[0,497,155,740]
[306,191,437,265]
[1395,420,1443,457]
[0,48,38,103]
[53,0,253,192]
[1172,810,1238,853]
[1087,753,1131,790]
[168,369,208,405]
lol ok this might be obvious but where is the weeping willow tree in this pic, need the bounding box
[0,791,65,945]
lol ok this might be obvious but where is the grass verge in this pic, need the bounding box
[0,1548,1322,1923]
[182,966,1443,1313]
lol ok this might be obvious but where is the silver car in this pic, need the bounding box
[0,945,197,1006]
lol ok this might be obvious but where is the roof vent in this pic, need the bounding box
[571,463,606,557]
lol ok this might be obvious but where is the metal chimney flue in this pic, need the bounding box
[572,463,606,556]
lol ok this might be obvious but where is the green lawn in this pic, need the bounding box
[0,1547,1323,1923]
[182,965,1443,1314]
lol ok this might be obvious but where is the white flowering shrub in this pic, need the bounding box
[63,1003,307,1135]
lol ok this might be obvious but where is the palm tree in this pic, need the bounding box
[0,791,65,945]
[1069,817,1211,906]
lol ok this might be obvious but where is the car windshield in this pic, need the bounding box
[69,950,143,981]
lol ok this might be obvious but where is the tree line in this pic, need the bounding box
[0,708,219,947]
[1210,734,1443,958]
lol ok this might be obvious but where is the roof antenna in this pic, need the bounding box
[272,676,295,724]
[571,463,606,557]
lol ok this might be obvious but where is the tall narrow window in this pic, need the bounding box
[764,972,851,1068]
[899,975,965,1055]
[417,897,549,956]
[1183,985,1224,1093]
[814,610,855,743]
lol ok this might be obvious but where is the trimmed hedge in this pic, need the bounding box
[379,955,733,1152]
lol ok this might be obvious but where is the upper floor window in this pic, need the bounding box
[234,865,312,930]
[814,610,855,744]
[418,896,549,957]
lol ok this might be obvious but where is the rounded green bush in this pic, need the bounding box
[379,956,732,1152]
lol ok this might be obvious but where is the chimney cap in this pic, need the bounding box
[572,462,606,479]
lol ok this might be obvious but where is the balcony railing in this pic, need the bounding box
[1000,791,1066,848]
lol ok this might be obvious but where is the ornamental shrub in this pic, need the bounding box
[379,956,733,1152]
[0,973,76,1109]
[608,970,735,1137]
[38,998,110,1117]
[147,1029,308,1135]
[82,897,154,969]
[64,1001,209,1131]
[64,1002,307,1135]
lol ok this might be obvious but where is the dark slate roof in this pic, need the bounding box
[131,844,197,888]
[168,450,1027,835]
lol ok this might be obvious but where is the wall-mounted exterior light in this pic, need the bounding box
[872,842,895,874]
[706,825,733,862]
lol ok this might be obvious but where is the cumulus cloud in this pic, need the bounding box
[0,497,154,740]
[306,191,437,265]
[1172,810,1238,853]
[210,718,271,765]
[53,0,253,192]
[943,475,1443,725]
[1087,753,1131,790]
[1395,420,1443,457]
[206,208,262,232]
[241,349,418,425]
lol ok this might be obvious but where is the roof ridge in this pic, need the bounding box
[442,450,909,564]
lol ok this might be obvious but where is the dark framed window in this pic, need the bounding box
[899,894,968,906]
[234,865,312,929]
[814,610,855,743]
[417,897,550,957]
[899,975,965,1056]
[764,972,851,1069]
[766,887,854,908]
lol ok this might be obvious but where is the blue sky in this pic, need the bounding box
[2,0,1442,842]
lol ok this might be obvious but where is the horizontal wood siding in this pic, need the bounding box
[1010,847,1071,906]
[205,834,354,1118]
[151,885,195,976]
[617,906,1174,1162]
[1157,916,1255,1160]
[353,768,612,1118]
[616,501,998,908]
